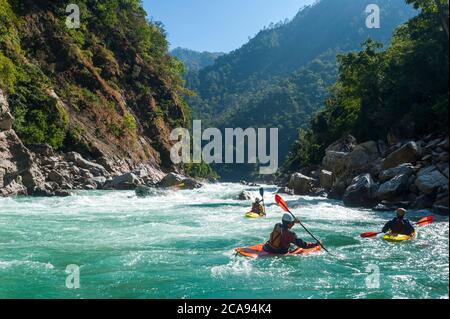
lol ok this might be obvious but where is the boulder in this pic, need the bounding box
[288,173,317,195]
[88,176,107,189]
[322,151,347,175]
[437,152,449,163]
[64,152,109,176]
[378,163,415,182]
[374,200,411,211]
[437,137,449,151]
[181,178,203,190]
[21,166,46,192]
[411,194,435,209]
[83,183,97,190]
[343,174,379,208]
[328,178,347,200]
[48,170,66,184]
[375,174,409,201]
[135,185,153,198]
[345,141,380,171]
[237,190,252,200]
[54,189,72,197]
[432,194,449,215]
[0,111,13,131]
[319,170,333,189]
[132,168,149,178]
[0,129,47,194]
[0,177,27,197]
[105,172,141,190]
[159,173,184,188]
[437,162,449,178]
[382,142,420,169]
[277,187,294,195]
[326,135,357,153]
[415,166,448,195]
[0,90,14,131]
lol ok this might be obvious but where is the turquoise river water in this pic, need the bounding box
[0,183,448,299]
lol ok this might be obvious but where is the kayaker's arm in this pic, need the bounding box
[290,230,310,249]
[404,220,415,235]
[294,238,311,249]
[382,220,393,233]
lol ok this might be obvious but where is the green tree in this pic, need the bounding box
[406,0,449,36]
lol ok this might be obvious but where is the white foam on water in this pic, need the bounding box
[0,183,448,298]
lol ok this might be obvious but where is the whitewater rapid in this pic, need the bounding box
[0,183,448,298]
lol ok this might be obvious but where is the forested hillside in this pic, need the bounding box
[184,0,415,179]
[284,0,449,172]
[0,0,188,171]
[171,47,223,72]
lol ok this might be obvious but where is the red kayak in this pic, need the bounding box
[235,243,321,258]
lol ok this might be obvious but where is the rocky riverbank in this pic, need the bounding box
[278,134,449,215]
[1,90,202,198]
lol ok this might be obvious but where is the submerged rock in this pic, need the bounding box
[159,173,184,187]
[135,185,153,197]
[181,178,203,190]
[237,190,252,200]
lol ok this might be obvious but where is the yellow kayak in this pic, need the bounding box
[245,212,264,219]
[383,231,416,242]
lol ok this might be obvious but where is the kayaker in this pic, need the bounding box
[251,198,266,217]
[263,213,318,254]
[382,208,415,236]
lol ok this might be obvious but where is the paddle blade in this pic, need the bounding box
[360,232,381,238]
[259,187,264,198]
[416,215,433,226]
[275,194,290,212]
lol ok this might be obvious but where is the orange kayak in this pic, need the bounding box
[235,243,321,258]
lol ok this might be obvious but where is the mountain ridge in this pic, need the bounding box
[183,0,416,179]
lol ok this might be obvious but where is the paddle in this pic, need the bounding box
[274,194,330,253]
[259,187,267,217]
[360,215,434,238]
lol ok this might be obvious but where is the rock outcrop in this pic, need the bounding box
[343,174,379,208]
[237,190,252,200]
[382,141,421,169]
[280,132,449,215]
[157,173,203,190]
[2,89,203,198]
[288,173,318,195]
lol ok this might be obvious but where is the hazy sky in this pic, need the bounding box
[142,0,316,53]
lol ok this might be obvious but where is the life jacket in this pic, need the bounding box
[391,218,407,234]
[267,223,287,251]
[390,217,415,235]
[266,224,296,253]
[252,203,265,215]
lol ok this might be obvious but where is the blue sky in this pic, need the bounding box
[142,0,316,53]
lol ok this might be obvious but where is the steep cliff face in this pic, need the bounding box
[0,0,189,175]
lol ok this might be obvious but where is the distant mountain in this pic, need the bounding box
[184,0,416,180]
[171,48,224,72]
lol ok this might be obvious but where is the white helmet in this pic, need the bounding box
[282,213,294,223]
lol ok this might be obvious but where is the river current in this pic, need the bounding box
[0,183,448,298]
